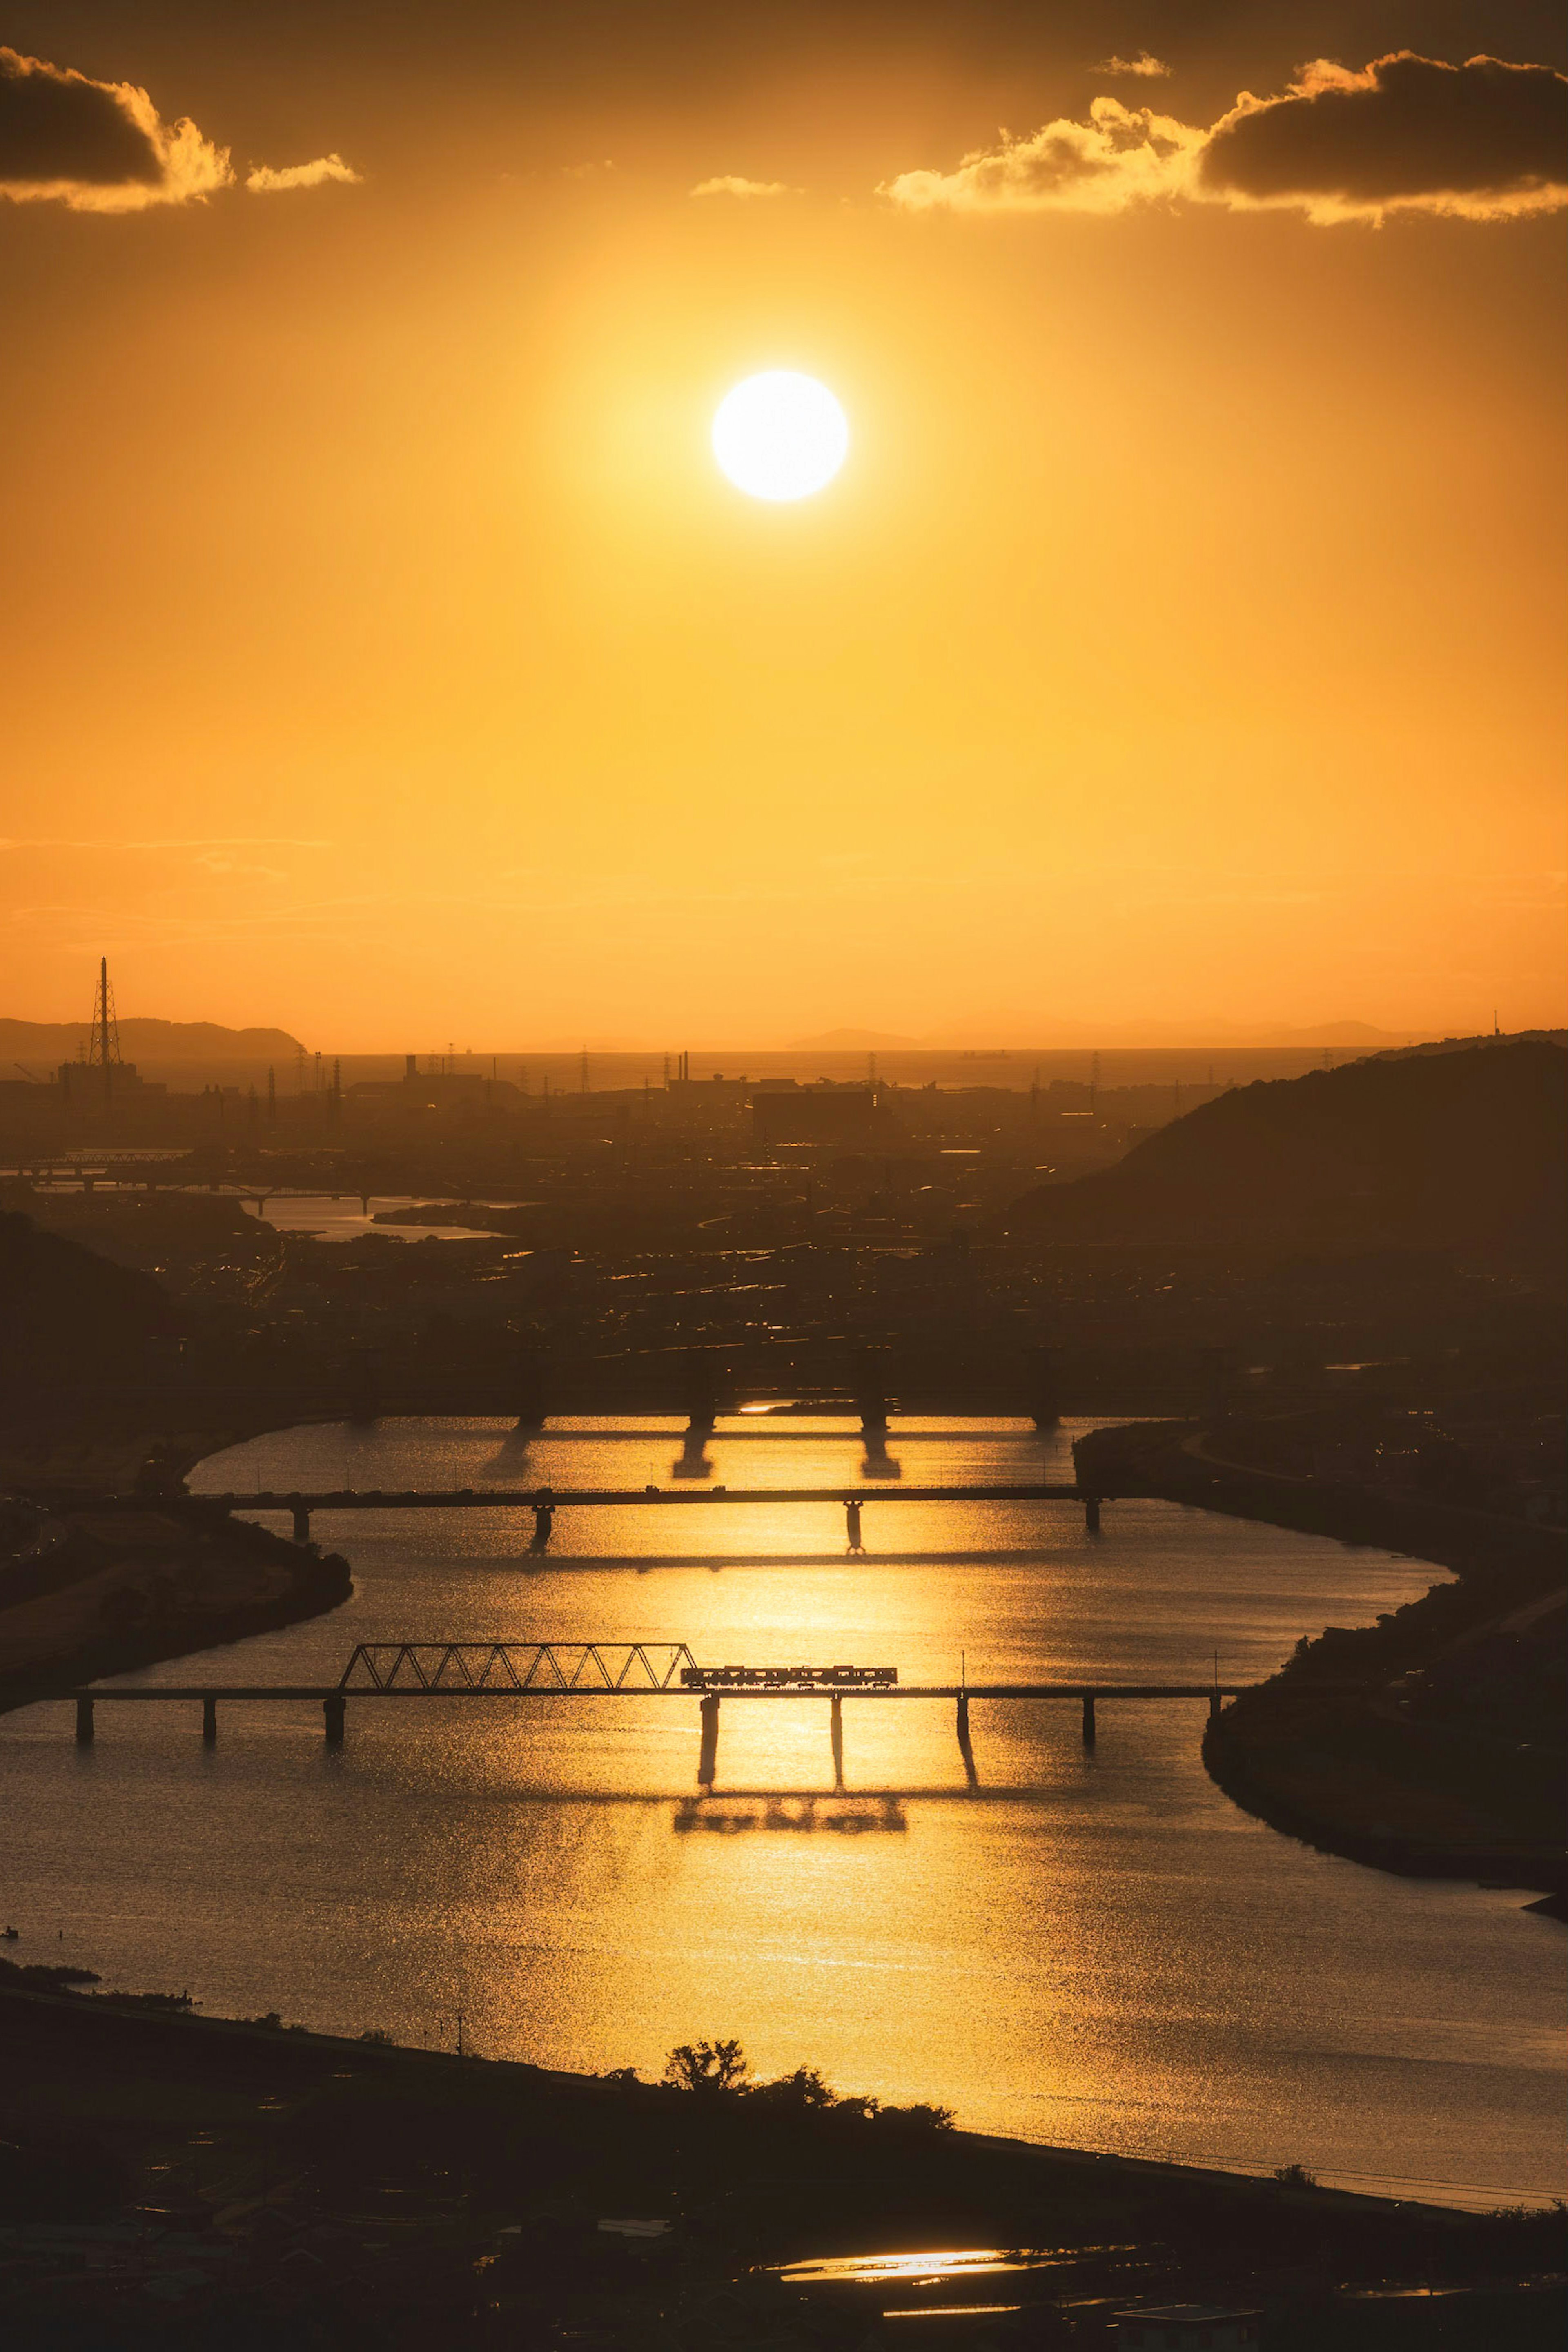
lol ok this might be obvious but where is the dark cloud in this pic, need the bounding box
[885,50,1568,224]
[0,44,231,207]
[0,43,356,211]
[1201,52,1568,221]
[0,45,163,187]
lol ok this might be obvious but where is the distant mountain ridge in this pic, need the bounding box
[791,1019,1446,1050]
[1000,1039,1567,1257]
[0,1018,306,1064]
[927,1017,1439,1048]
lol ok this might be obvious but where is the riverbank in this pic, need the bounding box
[0,1506,350,1712]
[0,1962,1561,2350]
[1075,1419,1566,1893]
[0,1396,359,1708]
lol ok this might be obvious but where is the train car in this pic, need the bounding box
[679,1664,898,1690]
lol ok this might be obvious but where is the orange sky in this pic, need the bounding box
[2,6,1564,1048]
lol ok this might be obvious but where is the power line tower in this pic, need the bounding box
[86,955,122,1110]
[580,1043,590,1094]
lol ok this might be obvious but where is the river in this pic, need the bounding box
[3,1417,1561,2209]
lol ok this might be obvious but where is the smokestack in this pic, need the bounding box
[405,1054,417,1078]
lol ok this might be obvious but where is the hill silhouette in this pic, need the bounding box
[0,1213,176,1393]
[0,1017,304,1064]
[999,1040,1566,1257]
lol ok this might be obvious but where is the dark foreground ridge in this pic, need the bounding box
[1000,1039,1568,1256]
[1076,1421,1567,1893]
[0,1965,1561,2349]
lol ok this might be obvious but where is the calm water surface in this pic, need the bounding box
[3,1418,1561,2208]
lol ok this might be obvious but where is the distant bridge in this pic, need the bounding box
[169,1482,1108,1544]
[43,1641,1249,1790]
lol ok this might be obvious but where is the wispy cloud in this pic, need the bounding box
[0,45,357,212]
[690,175,799,199]
[882,96,1202,216]
[0,835,332,853]
[882,51,1568,226]
[1092,53,1172,80]
[246,153,361,195]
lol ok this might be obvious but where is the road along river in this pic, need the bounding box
[3,1418,1561,2208]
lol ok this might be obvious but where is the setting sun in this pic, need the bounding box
[711,370,849,502]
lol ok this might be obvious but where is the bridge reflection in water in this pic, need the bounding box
[673,1794,909,1835]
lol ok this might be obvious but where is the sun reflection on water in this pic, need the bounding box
[0,1418,1555,2207]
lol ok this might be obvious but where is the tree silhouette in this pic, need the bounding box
[663,2038,749,2093]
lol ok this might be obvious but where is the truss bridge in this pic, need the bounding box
[337,1642,698,1693]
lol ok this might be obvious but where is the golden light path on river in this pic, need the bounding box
[4,1420,1562,2210]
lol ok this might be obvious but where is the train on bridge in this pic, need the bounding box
[679,1663,898,1691]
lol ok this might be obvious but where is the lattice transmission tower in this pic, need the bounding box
[85,956,122,1107]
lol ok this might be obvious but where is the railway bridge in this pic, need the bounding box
[47,1643,1250,1792]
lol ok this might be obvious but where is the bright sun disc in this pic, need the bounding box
[712,371,849,502]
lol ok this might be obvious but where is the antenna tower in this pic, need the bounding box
[87,957,122,1068]
[87,956,122,1109]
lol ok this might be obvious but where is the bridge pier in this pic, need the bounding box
[290,1504,312,1544]
[1081,1693,1096,1746]
[202,1697,218,1746]
[697,1694,720,1788]
[956,1690,978,1790]
[323,1694,345,1747]
[844,1500,863,1553]
[830,1694,844,1790]
[75,1697,94,1746]
[1084,1495,1101,1533]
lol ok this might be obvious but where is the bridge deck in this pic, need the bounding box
[193,1484,1089,1509]
[43,1683,1250,1702]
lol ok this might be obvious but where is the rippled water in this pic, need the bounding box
[2,1418,1561,2208]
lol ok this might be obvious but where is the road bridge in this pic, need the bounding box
[172,1482,1107,1544]
[42,1643,1248,1789]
